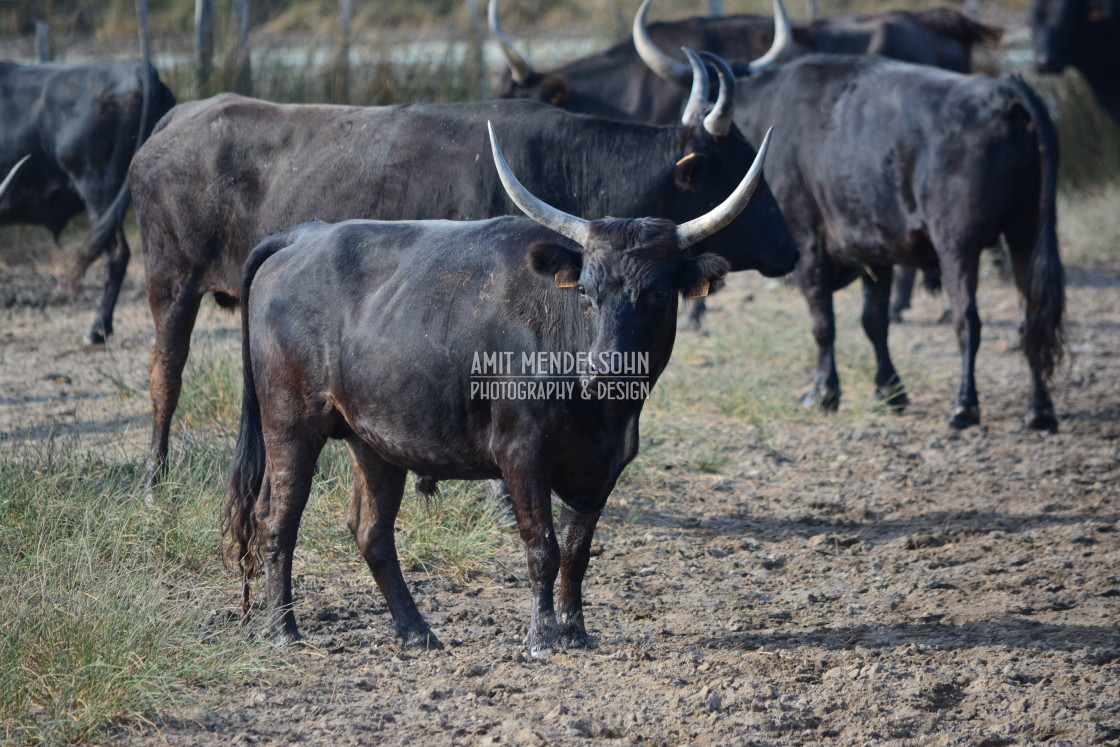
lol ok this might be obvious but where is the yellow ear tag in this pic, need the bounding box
[555,271,578,288]
[675,152,698,167]
[688,277,711,299]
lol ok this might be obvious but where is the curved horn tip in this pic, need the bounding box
[0,154,30,202]
[680,47,710,126]
[748,0,793,72]
[487,122,590,247]
[489,0,533,85]
[699,51,736,138]
[633,0,693,86]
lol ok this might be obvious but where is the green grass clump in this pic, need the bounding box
[0,443,268,746]
[299,443,514,581]
[176,322,242,435]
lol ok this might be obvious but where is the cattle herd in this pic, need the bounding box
[0,0,1112,657]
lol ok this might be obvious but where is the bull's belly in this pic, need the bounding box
[343,409,500,480]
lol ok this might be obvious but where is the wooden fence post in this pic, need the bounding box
[35,21,50,62]
[334,0,352,103]
[195,0,215,90]
[465,0,488,100]
[135,0,151,65]
[232,0,252,94]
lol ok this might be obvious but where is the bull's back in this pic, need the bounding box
[132,95,667,297]
[736,56,1015,259]
[248,216,565,476]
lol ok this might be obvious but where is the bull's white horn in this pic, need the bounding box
[489,0,533,85]
[633,0,693,86]
[748,0,793,72]
[680,48,710,126]
[700,52,736,138]
[488,122,590,248]
[0,154,29,204]
[676,127,773,249]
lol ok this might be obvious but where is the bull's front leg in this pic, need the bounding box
[556,504,601,649]
[503,466,560,658]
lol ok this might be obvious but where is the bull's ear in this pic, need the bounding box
[674,151,705,187]
[678,252,730,299]
[539,74,572,106]
[528,241,583,287]
[1089,0,1112,20]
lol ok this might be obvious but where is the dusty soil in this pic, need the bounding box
[2,249,1118,746]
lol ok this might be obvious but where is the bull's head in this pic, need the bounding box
[489,0,573,106]
[488,121,772,385]
[633,0,794,84]
[1031,0,1111,72]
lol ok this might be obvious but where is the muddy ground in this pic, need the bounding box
[2,250,1118,746]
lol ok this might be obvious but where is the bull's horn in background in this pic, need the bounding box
[634,0,692,86]
[680,48,710,127]
[488,122,590,247]
[676,127,773,249]
[488,0,533,85]
[700,52,736,138]
[0,155,29,204]
[729,0,793,75]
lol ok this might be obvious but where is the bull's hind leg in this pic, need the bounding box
[861,264,908,410]
[1007,229,1059,432]
[890,266,917,323]
[939,250,983,429]
[257,428,326,643]
[556,504,602,649]
[145,283,203,491]
[345,438,441,649]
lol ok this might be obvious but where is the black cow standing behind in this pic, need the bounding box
[0,59,175,343]
[223,124,772,655]
[130,78,797,490]
[722,54,1064,431]
[492,0,1002,120]
[1031,0,1120,125]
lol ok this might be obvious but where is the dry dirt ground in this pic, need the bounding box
[2,248,1118,746]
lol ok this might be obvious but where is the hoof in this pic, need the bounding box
[1026,409,1058,433]
[949,405,981,430]
[263,626,303,646]
[559,631,593,650]
[803,388,840,412]
[876,385,909,412]
[889,309,905,323]
[936,309,952,325]
[83,329,108,346]
[400,628,443,650]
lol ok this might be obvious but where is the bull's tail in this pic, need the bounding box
[1006,74,1065,383]
[221,229,304,620]
[68,61,161,288]
[913,8,1003,46]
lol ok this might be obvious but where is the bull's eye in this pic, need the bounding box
[577,285,587,296]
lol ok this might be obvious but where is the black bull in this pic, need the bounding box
[223,125,770,654]
[493,0,1001,122]
[1031,0,1120,125]
[728,54,1064,431]
[0,59,175,343]
[130,95,797,486]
